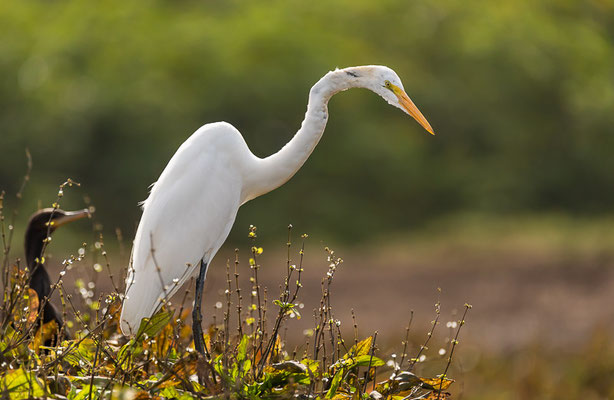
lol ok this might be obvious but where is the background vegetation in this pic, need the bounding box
[1,0,613,242]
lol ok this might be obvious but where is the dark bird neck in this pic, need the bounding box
[25,225,47,269]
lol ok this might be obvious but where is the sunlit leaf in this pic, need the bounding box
[76,338,98,363]
[24,288,39,324]
[0,325,17,353]
[2,368,45,399]
[301,358,320,375]
[419,376,454,391]
[117,341,137,370]
[136,310,173,339]
[343,336,373,359]
[236,334,249,364]
[347,354,385,368]
[160,385,198,400]
[29,319,58,352]
[72,384,100,400]
[326,369,344,399]
[374,371,455,398]
[154,320,174,359]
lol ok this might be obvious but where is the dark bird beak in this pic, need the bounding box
[53,209,91,228]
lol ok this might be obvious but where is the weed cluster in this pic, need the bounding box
[0,168,469,399]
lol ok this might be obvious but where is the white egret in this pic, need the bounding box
[120,65,434,354]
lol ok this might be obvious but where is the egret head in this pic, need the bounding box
[344,65,435,135]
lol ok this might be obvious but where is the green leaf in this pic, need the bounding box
[71,384,98,400]
[236,334,249,364]
[61,351,82,369]
[326,369,344,399]
[257,370,311,395]
[0,325,16,352]
[76,338,98,363]
[136,310,173,339]
[301,358,320,375]
[160,386,180,399]
[347,354,385,368]
[212,354,227,382]
[417,376,454,391]
[344,336,373,359]
[2,368,45,399]
[273,299,295,311]
[242,359,252,377]
[117,339,144,370]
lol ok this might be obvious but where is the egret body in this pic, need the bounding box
[120,66,434,353]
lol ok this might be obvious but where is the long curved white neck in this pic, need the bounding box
[243,68,364,202]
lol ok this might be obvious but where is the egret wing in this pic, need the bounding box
[120,125,243,334]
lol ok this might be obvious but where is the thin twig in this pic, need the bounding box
[398,310,414,369]
[436,304,471,400]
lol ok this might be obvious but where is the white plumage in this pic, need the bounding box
[120,66,434,342]
[121,123,250,332]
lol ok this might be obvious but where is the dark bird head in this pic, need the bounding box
[25,208,90,268]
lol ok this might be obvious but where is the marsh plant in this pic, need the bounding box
[0,168,469,399]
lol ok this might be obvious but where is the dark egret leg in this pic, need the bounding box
[192,259,209,356]
[192,260,218,388]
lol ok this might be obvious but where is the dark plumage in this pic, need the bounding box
[25,208,89,337]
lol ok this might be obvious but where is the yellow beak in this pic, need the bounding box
[54,209,91,228]
[391,84,435,135]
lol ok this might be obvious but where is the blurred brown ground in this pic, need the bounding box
[199,240,614,354]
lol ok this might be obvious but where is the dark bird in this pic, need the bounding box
[25,208,89,335]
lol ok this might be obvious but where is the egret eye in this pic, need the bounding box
[384,80,393,90]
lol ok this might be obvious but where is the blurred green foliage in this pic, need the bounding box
[1,0,613,242]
